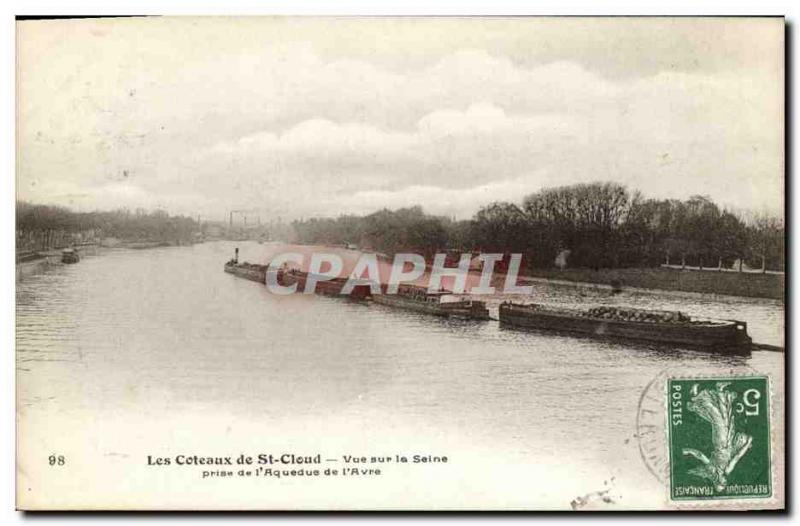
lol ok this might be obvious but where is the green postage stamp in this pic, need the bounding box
[667,376,771,501]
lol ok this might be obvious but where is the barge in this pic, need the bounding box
[224,260,268,283]
[61,248,80,264]
[278,267,372,299]
[224,247,268,283]
[372,284,490,320]
[499,303,752,353]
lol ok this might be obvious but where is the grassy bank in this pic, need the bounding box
[525,267,784,301]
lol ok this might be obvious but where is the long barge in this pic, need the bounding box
[372,284,490,320]
[278,268,372,300]
[222,248,370,299]
[499,303,752,354]
[224,260,268,283]
[223,247,269,283]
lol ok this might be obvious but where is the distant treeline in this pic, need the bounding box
[16,202,198,250]
[291,182,785,272]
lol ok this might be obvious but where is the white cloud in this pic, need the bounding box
[337,174,551,218]
[418,103,513,138]
[16,18,784,220]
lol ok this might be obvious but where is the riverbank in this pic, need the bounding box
[15,241,185,282]
[16,256,59,281]
[523,267,784,301]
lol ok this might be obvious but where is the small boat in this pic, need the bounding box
[372,284,490,320]
[61,248,80,264]
[498,303,752,354]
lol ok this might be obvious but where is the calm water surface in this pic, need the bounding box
[16,241,784,509]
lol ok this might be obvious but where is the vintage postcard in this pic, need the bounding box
[15,16,785,510]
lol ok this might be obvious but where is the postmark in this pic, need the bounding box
[636,369,672,484]
[667,376,771,501]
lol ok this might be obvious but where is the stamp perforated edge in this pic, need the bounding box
[661,370,782,510]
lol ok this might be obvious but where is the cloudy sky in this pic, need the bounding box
[17,17,783,221]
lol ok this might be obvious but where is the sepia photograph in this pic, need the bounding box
[14,15,785,511]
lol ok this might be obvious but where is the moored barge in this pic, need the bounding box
[372,284,490,320]
[498,303,752,353]
[61,248,80,264]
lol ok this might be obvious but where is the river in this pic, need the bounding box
[16,241,784,509]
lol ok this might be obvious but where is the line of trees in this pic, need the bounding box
[292,206,450,260]
[16,202,199,251]
[16,181,784,272]
[291,182,785,272]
